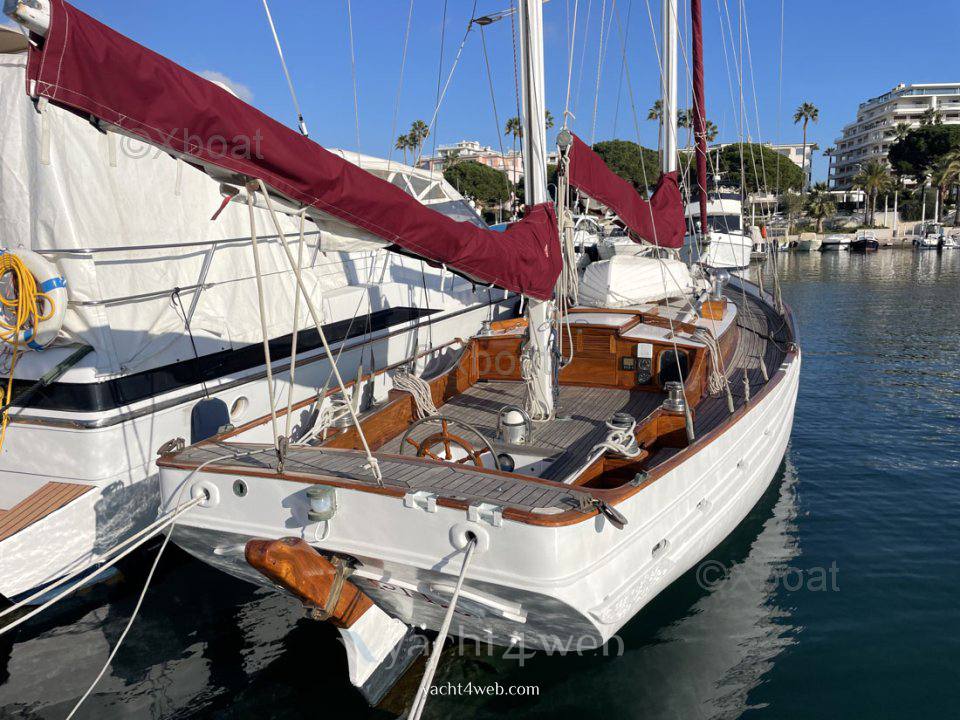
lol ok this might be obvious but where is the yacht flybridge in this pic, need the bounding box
[4,0,800,710]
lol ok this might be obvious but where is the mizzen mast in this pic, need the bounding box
[691,0,710,234]
[518,0,556,421]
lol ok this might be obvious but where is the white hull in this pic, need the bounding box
[0,294,511,600]
[697,232,752,270]
[796,237,822,252]
[820,236,851,251]
[160,290,800,649]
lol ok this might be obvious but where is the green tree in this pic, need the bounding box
[647,100,663,122]
[591,139,661,192]
[704,120,719,142]
[805,182,836,233]
[919,107,944,126]
[703,143,804,194]
[545,110,555,131]
[893,122,913,141]
[443,161,511,211]
[781,191,805,234]
[853,159,892,226]
[932,149,960,226]
[395,134,413,164]
[408,120,430,160]
[793,102,819,193]
[888,124,960,183]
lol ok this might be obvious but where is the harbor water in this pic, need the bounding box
[1,248,959,719]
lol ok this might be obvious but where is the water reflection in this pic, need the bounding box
[2,248,958,718]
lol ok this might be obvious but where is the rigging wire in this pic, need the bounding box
[387,0,416,171]
[430,0,450,172]
[572,0,594,123]
[346,0,362,153]
[611,0,632,136]
[562,0,580,127]
[588,0,610,145]
[260,0,309,136]
[415,0,479,168]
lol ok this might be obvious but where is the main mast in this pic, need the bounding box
[519,0,555,421]
[660,0,679,176]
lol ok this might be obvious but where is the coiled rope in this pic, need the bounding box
[0,252,56,450]
[591,417,642,459]
[393,370,437,419]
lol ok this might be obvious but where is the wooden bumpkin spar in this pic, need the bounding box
[245,538,422,704]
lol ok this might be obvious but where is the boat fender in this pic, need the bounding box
[0,248,67,350]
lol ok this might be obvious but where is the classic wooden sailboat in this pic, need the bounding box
[8,0,800,706]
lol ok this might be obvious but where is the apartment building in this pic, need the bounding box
[829,83,960,189]
[417,140,558,183]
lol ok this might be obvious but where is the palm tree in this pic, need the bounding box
[544,110,555,131]
[704,120,718,142]
[932,149,960,226]
[853,159,892,226]
[647,100,663,122]
[395,134,412,164]
[408,119,430,160]
[805,182,836,233]
[504,116,523,187]
[793,102,819,193]
[919,107,944,126]
[893,122,912,142]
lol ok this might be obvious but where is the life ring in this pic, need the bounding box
[0,248,67,351]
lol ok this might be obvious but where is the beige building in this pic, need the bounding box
[417,140,558,183]
[829,82,960,189]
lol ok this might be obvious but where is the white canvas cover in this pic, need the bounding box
[0,51,477,375]
[578,255,696,307]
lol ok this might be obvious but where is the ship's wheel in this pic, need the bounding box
[399,416,501,470]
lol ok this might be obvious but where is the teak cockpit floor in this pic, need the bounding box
[379,381,666,481]
[174,442,597,516]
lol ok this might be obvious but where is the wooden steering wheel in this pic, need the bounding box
[399,416,501,471]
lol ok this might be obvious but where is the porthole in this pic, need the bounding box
[233,479,248,498]
[651,538,669,558]
[230,396,249,420]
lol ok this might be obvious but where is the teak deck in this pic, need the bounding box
[0,482,91,543]
[161,287,796,526]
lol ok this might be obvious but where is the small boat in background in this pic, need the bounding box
[851,232,880,252]
[916,223,942,249]
[939,233,959,249]
[796,233,821,252]
[820,235,851,251]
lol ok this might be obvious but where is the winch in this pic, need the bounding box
[496,405,534,445]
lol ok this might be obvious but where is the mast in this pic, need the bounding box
[660,0,679,176]
[691,0,709,233]
[519,0,554,421]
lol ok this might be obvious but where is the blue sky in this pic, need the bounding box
[42,1,960,181]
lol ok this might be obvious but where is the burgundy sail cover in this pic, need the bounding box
[568,134,686,249]
[25,1,561,300]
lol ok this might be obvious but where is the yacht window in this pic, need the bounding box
[703,214,742,233]
[658,349,689,386]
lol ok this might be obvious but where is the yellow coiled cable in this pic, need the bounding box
[0,252,55,450]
